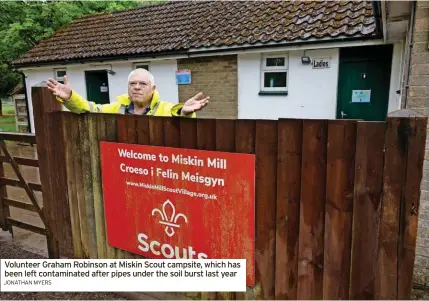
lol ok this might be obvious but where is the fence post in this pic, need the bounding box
[376,109,427,299]
[31,82,65,259]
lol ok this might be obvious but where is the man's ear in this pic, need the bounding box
[152,84,156,91]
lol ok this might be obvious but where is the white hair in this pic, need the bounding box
[128,68,155,85]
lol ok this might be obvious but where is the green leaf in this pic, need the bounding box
[0,0,163,97]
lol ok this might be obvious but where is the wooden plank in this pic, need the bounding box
[31,86,59,258]
[0,132,36,144]
[375,117,409,300]
[235,119,256,154]
[0,140,44,224]
[254,120,277,300]
[297,119,328,300]
[144,116,165,273]
[50,112,73,258]
[79,114,98,259]
[6,217,46,236]
[71,113,90,259]
[235,119,256,300]
[3,197,36,212]
[194,118,217,301]
[149,116,165,146]
[43,110,59,258]
[349,122,385,299]
[216,119,235,152]
[0,177,42,191]
[180,118,197,149]
[115,114,131,259]
[196,119,216,150]
[51,112,72,258]
[123,114,139,260]
[164,117,181,148]
[124,251,135,259]
[137,117,150,145]
[398,116,428,299]
[126,115,137,144]
[0,156,39,167]
[179,117,199,301]
[275,119,303,300]
[91,114,107,259]
[62,112,83,258]
[215,119,236,300]
[116,114,128,143]
[104,114,118,259]
[0,160,9,231]
[322,120,357,299]
[97,114,117,259]
[197,119,216,150]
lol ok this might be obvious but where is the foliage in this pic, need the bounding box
[0,0,159,97]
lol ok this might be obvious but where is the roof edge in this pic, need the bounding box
[12,35,385,69]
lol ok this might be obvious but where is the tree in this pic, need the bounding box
[0,0,160,98]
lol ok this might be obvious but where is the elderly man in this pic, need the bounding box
[46,68,209,117]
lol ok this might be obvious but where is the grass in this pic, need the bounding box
[0,104,16,132]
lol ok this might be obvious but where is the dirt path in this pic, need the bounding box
[0,232,128,300]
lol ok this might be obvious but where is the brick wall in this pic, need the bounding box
[406,0,429,286]
[177,55,238,119]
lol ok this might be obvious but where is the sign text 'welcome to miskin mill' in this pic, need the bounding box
[100,142,256,286]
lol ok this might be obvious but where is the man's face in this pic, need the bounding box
[128,71,155,105]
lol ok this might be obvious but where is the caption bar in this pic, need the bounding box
[1,259,246,292]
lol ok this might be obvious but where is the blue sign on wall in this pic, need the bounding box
[176,70,191,85]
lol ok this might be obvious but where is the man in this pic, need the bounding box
[46,68,209,117]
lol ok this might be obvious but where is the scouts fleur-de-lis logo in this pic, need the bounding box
[151,199,188,237]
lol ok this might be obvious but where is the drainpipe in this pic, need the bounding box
[380,0,388,42]
[372,1,383,38]
[403,0,417,109]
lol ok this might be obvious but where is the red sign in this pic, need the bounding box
[100,142,255,286]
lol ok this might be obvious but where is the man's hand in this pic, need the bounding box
[47,76,72,101]
[182,92,210,115]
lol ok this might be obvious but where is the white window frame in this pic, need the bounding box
[260,53,288,92]
[133,62,150,71]
[54,68,66,83]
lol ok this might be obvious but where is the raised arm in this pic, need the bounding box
[46,76,112,113]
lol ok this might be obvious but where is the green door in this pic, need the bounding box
[336,45,393,121]
[85,70,110,105]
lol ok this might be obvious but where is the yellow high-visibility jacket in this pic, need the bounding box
[57,89,196,118]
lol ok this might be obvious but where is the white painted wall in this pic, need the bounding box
[238,49,340,120]
[388,42,404,113]
[21,43,404,134]
[238,45,404,120]
[150,60,179,103]
[22,59,179,133]
[23,68,55,133]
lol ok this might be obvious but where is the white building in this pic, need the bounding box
[12,1,411,133]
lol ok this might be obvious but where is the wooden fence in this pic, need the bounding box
[29,86,427,300]
[0,133,45,239]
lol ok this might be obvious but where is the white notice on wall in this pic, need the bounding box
[351,90,371,103]
[312,58,330,69]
